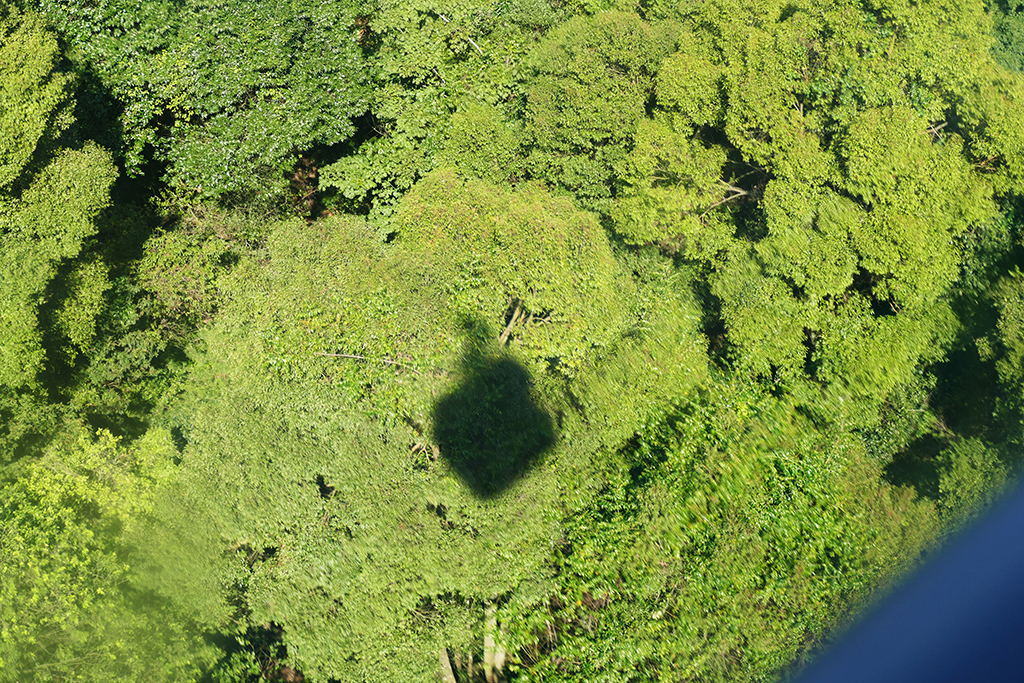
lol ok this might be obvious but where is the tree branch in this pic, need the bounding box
[700,182,749,217]
[499,300,524,345]
[465,35,484,56]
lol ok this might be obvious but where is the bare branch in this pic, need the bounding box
[435,13,483,55]
[499,300,525,345]
[700,182,749,217]
[976,154,999,171]
[466,35,484,56]
[440,647,458,683]
[924,121,947,140]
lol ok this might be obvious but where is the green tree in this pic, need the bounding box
[2,2,1016,681]
[393,169,629,377]
[158,171,708,680]
[503,383,939,683]
[161,216,564,680]
[30,0,371,201]
[988,0,1024,72]
[1,7,117,460]
[982,265,1024,447]
[536,0,1020,421]
[523,11,678,214]
[319,0,557,220]
[0,427,217,682]
[936,437,1007,526]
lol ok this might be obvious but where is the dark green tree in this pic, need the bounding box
[523,11,678,214]
[319,0,563,220]
[30,0,371,200]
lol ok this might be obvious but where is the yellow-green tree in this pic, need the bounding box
[524,0,1024,422]
[158,170,708,680]
[0,427,217,682]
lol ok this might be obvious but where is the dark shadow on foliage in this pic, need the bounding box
[201,622,301,683]
[432,318,555,498]
[884,434,944,500]
[71,63,127,161]
[35,195,169,443]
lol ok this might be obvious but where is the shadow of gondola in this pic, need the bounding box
[432,318,555,498]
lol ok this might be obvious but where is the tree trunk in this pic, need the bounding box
[484,602,506,683]
[440,646,457,683]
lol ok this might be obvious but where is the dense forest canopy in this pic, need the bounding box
[2,0,1024,680]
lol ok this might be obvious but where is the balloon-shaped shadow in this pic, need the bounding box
[432,325,554,498]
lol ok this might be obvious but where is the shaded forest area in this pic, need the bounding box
[3,0,1024,680]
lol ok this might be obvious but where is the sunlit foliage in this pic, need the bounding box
[4,0,1024,681]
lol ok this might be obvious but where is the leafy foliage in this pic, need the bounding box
[522,11,678,213]
[4,1,1024,681]
[504,385,939,682]
[156,172,707,679]
[320,0,560,219]
[989,0,1024,73]
[0,427,215,682]
[515,0,1017,422]
[29,0,371,200]
[0,7,117,459]
[394,169,629,377]
[936,437,1008,525]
